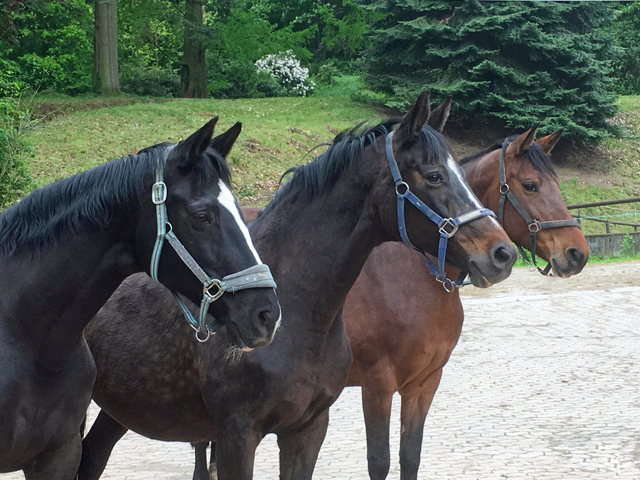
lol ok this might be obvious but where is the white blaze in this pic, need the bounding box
[217,179,263,264]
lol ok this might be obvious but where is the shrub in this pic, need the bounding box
[255,51,314,97]
[120,65,181,97]
[0,96,35,209]
[620,234,636,257]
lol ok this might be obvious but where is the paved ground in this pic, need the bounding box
[3,262,640,479]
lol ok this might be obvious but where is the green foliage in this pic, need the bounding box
[0,96,35,209]
[364,0,620,144]
[609,2,640,95]
[2,0,93,95]
[205,5,312,98]
[621,234,636,257]
[120,65,181,97]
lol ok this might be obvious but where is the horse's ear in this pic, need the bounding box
[427,95,452,133]
[536,129,563,154]
[176,116,219,165]
[395,90,431,147]
[210,121,242,158]
[507,126,538,158]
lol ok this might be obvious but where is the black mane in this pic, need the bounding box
[264,120,452,213]
[459,135,557,177]
[0,142,231,257]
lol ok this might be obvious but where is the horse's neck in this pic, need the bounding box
[252,166,386,343]
[0,215,139,365]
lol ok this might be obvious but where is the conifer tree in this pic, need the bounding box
[364,0,620,143]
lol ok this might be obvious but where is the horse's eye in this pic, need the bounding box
[426,172,443,185]
[522,182,539,193]
[193,212,211,223]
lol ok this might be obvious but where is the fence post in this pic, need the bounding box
[605,221,610,234]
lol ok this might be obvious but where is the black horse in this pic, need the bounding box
[0,118,280,479]
[78,92,517,480]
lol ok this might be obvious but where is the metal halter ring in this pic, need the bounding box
[152,181,167,204]
[395,182,410,196]
[195,329,211,343]
[439,218,459,238]
[203,279,225,303]
[499,183,510,195]
[439,277,454,293]
[528,220,541,233]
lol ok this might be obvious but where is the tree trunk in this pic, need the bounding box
[94,0,120,95]
[180,0,208,98]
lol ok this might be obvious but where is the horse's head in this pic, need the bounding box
[378,91,516,288]
[137,118,280,349]
[469,127,588,277]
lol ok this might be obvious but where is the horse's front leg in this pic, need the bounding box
[77,409,128,480]
[277,410,330,480]
[23,432,82,480]
[361,384,394,480]
[193,442,211,480]
[215,425,260,480]
[399,368,443,480]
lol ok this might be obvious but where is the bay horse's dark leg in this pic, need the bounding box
[77,410,128,480]
[23,432,82,480]
[214,425,260,480]
[361,386,393,480]
[398,369,443,480]
[193,442,211,480]
[277,410,330,480]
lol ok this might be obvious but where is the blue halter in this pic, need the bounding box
[385,132,496,292]
[149,158,277,342]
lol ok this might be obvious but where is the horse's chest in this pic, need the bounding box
[0,340,95,470]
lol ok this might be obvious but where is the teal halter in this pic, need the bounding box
[150,159,277,342]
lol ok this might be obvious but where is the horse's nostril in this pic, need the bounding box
[491,243,516,268]
[253,310,272,337]
[566,247,585,267]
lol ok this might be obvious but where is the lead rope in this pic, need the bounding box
[385,132,496,292]
[150,157,276,342]
[497,140,581,275]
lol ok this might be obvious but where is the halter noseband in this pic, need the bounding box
[150,159,277,342]
[386,132,496,292]
[497,139,581,275]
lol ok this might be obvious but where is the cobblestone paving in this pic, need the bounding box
[3,262,640,479]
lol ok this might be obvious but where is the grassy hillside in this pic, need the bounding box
[27,97,382,206]
[20,94,640,229]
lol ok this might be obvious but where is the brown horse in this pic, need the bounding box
[345,126,588,480]
[193,122,588,480]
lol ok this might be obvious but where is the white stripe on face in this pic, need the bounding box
[447,155,501,227]
[217,179,263,264]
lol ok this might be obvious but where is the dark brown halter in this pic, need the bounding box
[497,139,581,275]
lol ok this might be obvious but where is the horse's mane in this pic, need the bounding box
[459,135,557,177]
[0,142,231,257]
[262,120,453,214]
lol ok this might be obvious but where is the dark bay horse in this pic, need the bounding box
[77,91,517,480]
[0,118,280,479]
[345,127,588,480]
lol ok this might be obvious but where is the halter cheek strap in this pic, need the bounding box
[497,140,581,275]
[150,159,277,342]
[385,132,496,292]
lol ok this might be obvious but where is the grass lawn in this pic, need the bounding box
[27,97,382,205]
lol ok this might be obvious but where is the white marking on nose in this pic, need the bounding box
[217,179,263,264]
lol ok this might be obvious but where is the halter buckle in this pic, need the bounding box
[499,183,510,195]
[439,218,458,238]
[152,182,167,205]
[203,279,225,303]
[528,220,541,233]
[395,182,409,196]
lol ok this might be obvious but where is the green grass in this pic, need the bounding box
[513,252,640,269]
[27,97,383,205]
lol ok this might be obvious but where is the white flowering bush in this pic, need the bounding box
[255,51,314,97]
